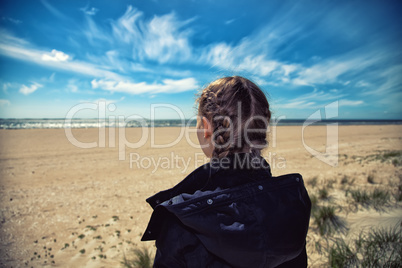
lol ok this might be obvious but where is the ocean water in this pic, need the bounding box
[0,119,401,129]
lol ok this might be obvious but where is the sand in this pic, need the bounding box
[0,125,401,267]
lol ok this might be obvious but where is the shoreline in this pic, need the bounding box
[1,119,401,130]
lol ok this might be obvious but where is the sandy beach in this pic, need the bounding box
[0,125,401,267]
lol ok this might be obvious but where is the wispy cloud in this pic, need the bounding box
[199,23,305,80]
[224,19,236,25]
[279,100,317,109]
[201,42,281,77]
[81,14,111,45]
[0,36,123,80]
[0,29,28,46]
[362,65,402,96]
[339,99,363,106]
[0,29,199,97]
[1,2,400,116]
[2,82,17,94]
[80,96,125,106]
[291,51,383,86]
[80,6,99,16]
[111,6,194,64]
[40,0,70,20]
[0,99,11,106]
[91,77,199,94]
[67,79,79,93]
[276,88,347,109]
[2,17,22,24]
[48,73,55,82]
[19,83,43,95]
[278,97,363,110]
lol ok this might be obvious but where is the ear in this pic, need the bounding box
[202,117,212,138]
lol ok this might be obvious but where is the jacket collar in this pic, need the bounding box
[146,153,272,209]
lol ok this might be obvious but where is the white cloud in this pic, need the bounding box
[339,99,363,106]
[239,55,279,76]
[19,83,43,95]
[202,42,282,77]
[0,99,11,106]
[281,64,298,76]
[91,77,199,94]
[203,43,233,68]
[111,6,193,63]
[111,6,143,44]
[143,13,193,63]
[42,49,70,62]
[80,6,99,16]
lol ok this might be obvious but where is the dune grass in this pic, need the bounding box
[340,176,349,185]
[312,205,347,236]
[328,225,401,267]
[121,247,153,268]
[328,239,358,267]
[357,150,402,166]
[391,179,402,202]
[307,176,318,188]
[318,187,329,200]
[309,194,318,212]
[347,188,390,210]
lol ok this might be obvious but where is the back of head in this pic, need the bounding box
[197,76,271,158]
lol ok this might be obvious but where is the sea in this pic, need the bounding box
[0,118,401,129]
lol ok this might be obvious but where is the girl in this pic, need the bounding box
[142,76,311,267]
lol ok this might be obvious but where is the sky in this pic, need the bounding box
[0,0,401,120]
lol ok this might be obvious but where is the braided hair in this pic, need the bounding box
[197,76,271,158]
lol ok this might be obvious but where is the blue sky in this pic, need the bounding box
[0,0,401,119]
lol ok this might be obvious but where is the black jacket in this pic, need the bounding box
[142,154,311,268]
